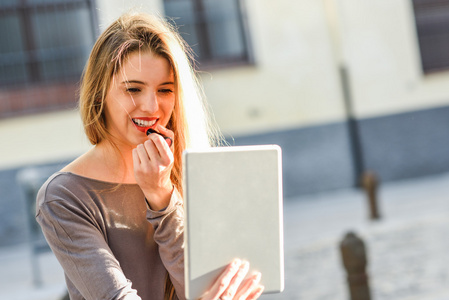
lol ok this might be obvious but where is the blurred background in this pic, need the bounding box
[1,0,449,299]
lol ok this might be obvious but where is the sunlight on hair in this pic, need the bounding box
[173,46,211,149]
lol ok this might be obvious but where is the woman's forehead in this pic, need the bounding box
[115,51,174,82]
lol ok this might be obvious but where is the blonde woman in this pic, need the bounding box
[36,12,264,300]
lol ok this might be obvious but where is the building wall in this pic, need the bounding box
[1,0,449,199]
[202,0,449,134]
[95,0,163,28]
[202,0,346,136]
[337,0,449,118]
[199,0,449,196]
[0,110,90,170]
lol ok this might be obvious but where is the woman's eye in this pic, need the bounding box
[126,87,140,93]
[159,89,174,95]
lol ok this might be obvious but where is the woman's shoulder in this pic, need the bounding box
[35,170,124,220]
[41,148,102,200]
[36,149,113,208]
[36,171,91,206]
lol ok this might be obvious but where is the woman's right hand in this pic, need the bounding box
[132,125,175,211]
[201,259,264,300]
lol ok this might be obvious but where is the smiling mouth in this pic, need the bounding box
[132,118,157,127]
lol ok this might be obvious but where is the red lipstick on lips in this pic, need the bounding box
[132,117,157,133]
[132,117,172,147]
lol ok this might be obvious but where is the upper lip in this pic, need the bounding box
[132,117,158,121]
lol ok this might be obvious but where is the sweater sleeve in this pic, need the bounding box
[36,185,141,300]
[146,187,185,300]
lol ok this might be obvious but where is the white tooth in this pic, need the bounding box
[133,119,157,127]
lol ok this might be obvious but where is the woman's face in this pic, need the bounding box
[103,51,175,148]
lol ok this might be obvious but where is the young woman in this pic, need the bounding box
[36,12,264,300]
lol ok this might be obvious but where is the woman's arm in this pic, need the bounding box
[133,126,186,297]
[37,196,141,300]
[146,188,185,299]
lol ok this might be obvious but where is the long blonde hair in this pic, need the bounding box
[79,12,221,195]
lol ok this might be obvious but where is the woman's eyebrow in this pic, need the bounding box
[121,80,146,85]
[120,80,174,85]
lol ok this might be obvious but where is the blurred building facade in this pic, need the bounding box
[2,0,449,206]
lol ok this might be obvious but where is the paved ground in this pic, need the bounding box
[1,172,449,299]
[261,172,449,300]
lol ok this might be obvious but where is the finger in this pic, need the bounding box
[147,133,173,163]
[155,125,174,148]
[132,148,141,165]
[147,128,173,145]
[156,124,174,139]
[246,285,264,300]
[233,272,261,300]
[144,137,161,160]
[220,261,249,300]
[135,144,150,163]
[207,259,243,299]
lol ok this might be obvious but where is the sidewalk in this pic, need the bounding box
[262,172,449,300]
[0,243,66,300]
[1,172,449,299]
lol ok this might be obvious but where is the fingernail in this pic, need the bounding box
[165,137,173,147]
[254,285,264,296]
[241,261,249,270]
[254,272,261,281]
[232,258,241,267]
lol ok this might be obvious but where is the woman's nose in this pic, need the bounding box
[140,92,159,113]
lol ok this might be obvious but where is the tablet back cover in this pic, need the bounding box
[183,145,284,299]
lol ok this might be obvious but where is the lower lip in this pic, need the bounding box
[132,120,156,133]
[135,126,148,133]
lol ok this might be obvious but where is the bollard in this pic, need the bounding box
[361,171,380,220]
[16,166,55,286]
[340,232,371,300]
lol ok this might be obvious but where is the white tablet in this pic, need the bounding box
[183,145,284,300]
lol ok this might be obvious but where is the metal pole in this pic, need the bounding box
[323,0,366,186]
[339,65,365,186]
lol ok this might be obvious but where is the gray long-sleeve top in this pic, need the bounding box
[36,172,185,300]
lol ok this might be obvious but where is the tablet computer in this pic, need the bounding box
[183,145,284,300]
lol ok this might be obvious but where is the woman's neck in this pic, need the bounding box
[61,139,137,184]
[94,140,136,183]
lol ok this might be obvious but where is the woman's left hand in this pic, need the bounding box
[201,259,264,300]
[132,125,175,210]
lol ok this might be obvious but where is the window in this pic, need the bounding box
[412,0,449,73]
[0,0,98,117]
[163,0,252,68]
